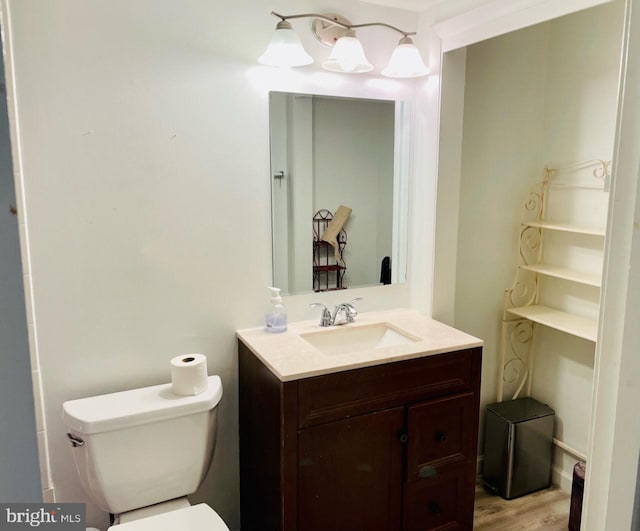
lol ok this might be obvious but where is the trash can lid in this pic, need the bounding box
[486,397,554,422]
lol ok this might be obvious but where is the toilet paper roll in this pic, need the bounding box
[170,353,208,396]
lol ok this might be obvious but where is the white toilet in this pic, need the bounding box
[62,375,229,530]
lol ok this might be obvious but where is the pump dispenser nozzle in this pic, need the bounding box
[265,286,287,333]
[268,286,282,303]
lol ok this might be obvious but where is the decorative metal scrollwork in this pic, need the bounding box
[522,190,543,222]
[503,357,526,386]
[592,160,611,180]
[504,269,538,310]
[546,159,611,187]
[519,226,541,265]
[501,320,535,400]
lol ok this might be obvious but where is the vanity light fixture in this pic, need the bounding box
[322,29,373,74]
[259,19,313,67]
[381,36,430,78]
[260,12,430,78]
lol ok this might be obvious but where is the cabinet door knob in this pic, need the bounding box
[429,501,442,514]
[399,432,409,444]
[436,430,447,443]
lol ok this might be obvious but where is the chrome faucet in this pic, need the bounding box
[310,298,363,327]
[309,303,332,327]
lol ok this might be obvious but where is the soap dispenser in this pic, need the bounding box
[265,286,287,333]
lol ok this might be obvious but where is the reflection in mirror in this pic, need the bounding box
[269,92,409,295]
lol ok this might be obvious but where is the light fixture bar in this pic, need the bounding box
[270,11,416,37]
[348,22,415,36]
[262,11,429,77]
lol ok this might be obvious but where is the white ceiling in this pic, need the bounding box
[360,0,497,17]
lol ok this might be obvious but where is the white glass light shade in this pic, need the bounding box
[382,36,430,78]
[322,30,373,73]
[259,20,313,68]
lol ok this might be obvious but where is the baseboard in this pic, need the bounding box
[42,486,55,503]
[552,465,573,493]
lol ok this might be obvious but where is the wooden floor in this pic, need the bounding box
[474,483,571,530]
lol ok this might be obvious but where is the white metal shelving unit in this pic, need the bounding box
[497,159,610,462]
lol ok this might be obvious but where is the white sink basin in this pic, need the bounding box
[301,323,419,356]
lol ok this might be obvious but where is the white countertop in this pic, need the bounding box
[236,308,483,382]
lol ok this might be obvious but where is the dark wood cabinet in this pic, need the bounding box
[238,340,482,531]
[298,407,404,531]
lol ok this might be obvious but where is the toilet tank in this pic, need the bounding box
[62,375,223,515]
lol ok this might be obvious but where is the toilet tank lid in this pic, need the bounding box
[62,375,222,435]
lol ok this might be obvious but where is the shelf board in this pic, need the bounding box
[506,305,598,342]
[524,220,606,236]
[520,264,602,287]
[313,265,346,272]
[314,240,345,248]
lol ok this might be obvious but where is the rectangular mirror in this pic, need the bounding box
[269,91,409,295]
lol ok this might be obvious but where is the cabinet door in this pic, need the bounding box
[406,393,476,480]
[403,464,473,531]
[298,407,404,531]
[403,393,476,531]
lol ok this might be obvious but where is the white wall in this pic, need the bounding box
[431,47,466,326]
[4,0,426,529]
[541,4,623,165]
[440,0,624,486]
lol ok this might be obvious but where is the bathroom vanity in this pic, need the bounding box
[237,309,482,531]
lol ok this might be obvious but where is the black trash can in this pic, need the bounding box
[482,397,555,499]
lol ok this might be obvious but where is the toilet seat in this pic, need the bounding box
[106,504,229,531]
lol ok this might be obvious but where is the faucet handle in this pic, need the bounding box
[310,303,331,327]
[347,298,363,316]
[337,298,363,324]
